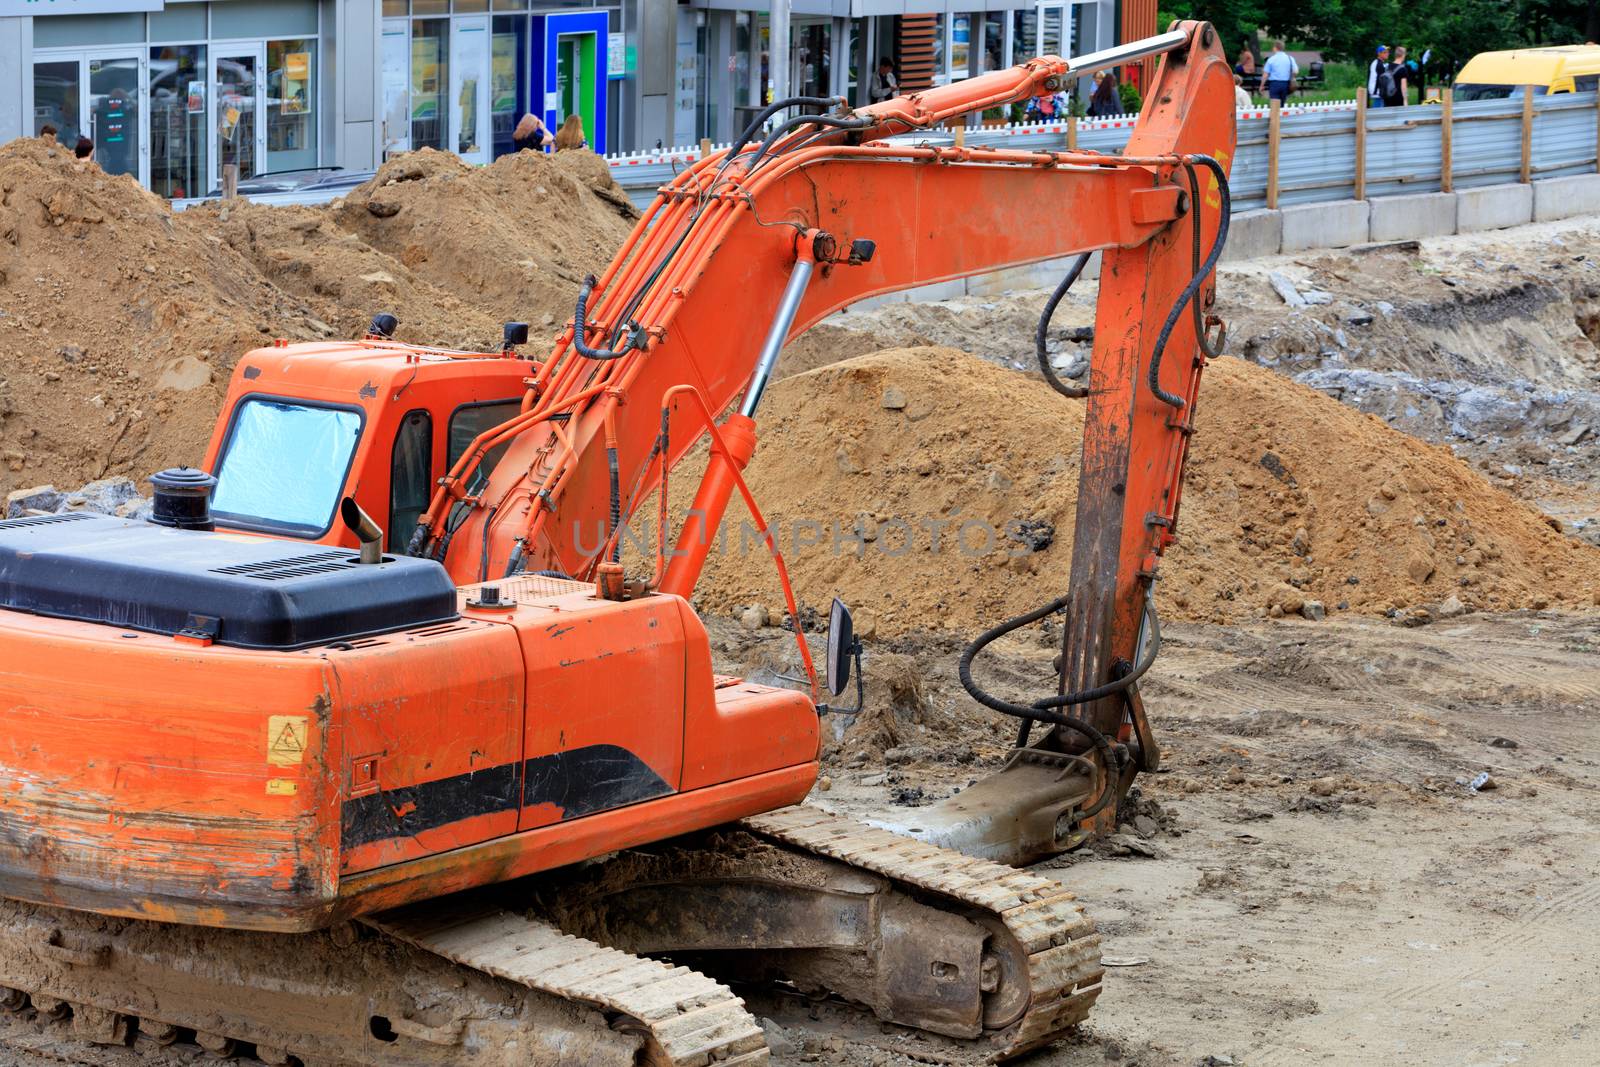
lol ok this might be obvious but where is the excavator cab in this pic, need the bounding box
[199,331,533,553]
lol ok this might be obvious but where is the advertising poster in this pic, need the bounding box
[283,52,310,115]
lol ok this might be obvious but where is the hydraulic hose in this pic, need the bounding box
[745,114,874,173]
[958,590,1164,819]
[606,445,621,564]
[1146,153,1231,408]
[727,96,843,161]
[1035,252,1093,399]
[573,274,643,360]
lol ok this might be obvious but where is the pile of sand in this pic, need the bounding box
[0,140,636,497]
[689,347,1600,633]
[0,138,329,494]
[185,201,503,351]
[334,148,635,335]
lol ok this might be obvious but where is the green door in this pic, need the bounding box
[554,32,597,146]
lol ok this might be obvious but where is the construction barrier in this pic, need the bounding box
[607,91,1600,215]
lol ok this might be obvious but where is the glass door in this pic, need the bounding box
[449,16,490,165]
[85,52,147,183]
[31,59,83,145]
[381,21,411,157]
[213,47,266,188]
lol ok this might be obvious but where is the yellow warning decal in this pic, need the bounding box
[267,715,310,767]
[266,778,298,796]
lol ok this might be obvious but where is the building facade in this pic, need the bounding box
[0,0,1128,198]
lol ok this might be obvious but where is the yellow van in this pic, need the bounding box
[1454,44,1600,100]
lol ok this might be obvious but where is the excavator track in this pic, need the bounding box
[369,907,769,1066]
[531,806,1103,1063]
[0,809,1099,1065]
[0,898,759,1066]
[740,808,1104,1060]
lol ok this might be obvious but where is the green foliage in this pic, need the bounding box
[1161,0,1594,75]
[1118,81,1144,114]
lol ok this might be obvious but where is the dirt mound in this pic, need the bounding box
[0,142,640,496]
[334,147,636,337]
[0,138,329,496]
[690,347,1600,634]
[187,200,502,350]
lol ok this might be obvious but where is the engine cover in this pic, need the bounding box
[0,512,456,649]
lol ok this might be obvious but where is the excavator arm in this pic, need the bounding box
[417,23,1233,579]
[413,22,1234,862]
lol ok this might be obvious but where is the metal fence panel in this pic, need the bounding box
[169,93,1600,220]
[607,93,1600,213]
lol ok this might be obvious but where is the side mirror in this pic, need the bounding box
[502,321,530,352]
[826,597,856,698]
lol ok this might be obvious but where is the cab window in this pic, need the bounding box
[390,410,432,550]
[449,400,523,494]
[212,398,363,536]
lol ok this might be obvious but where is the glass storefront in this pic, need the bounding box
[383,1,612,162]
[409,19,448,151]
[150,45,206,198]
[29,1,322,197]
[267,39,317,172]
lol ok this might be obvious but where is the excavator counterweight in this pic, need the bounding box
[0,22,1233,1064]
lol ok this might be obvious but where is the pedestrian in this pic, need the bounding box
[554,114,588,152]
[1388,46,1412,106]
[38,124,57,143]
[1235,44,1257,80]
[870,57,897,104]
[1088,71,1121,117]
[1234,74,1253,109]
[1368,45,1391,107]
[1259,41,1297,103]
[73,136,94,162]
[511,113,553,152]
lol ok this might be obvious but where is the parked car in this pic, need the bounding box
[1454,44,1600,100]
[200,166,374,199]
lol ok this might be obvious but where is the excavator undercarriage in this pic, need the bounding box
[0,809,1099,1065]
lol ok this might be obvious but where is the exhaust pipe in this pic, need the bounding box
[340,498,384,565]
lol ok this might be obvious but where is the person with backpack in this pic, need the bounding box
[1368,45,1392,107]
[1387,46,1412,106]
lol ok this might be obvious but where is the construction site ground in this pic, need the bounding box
[1,141,1597,1065]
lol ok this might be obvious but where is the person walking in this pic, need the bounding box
[1259,41,1297,104]
[1368,45,1392,107]
[1388,46,1413,106]
[1088,71,1121,117]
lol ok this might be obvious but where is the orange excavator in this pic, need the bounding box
[0,23,1233,1066]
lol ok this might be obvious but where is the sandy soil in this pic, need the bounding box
[723,609,1600,1066]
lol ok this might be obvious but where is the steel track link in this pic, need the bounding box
[370,907,770,1067]
[739,807,1103,1061]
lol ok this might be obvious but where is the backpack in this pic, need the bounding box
[1377,62,1398,99]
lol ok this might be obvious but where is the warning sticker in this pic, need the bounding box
[267,715,310,767]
